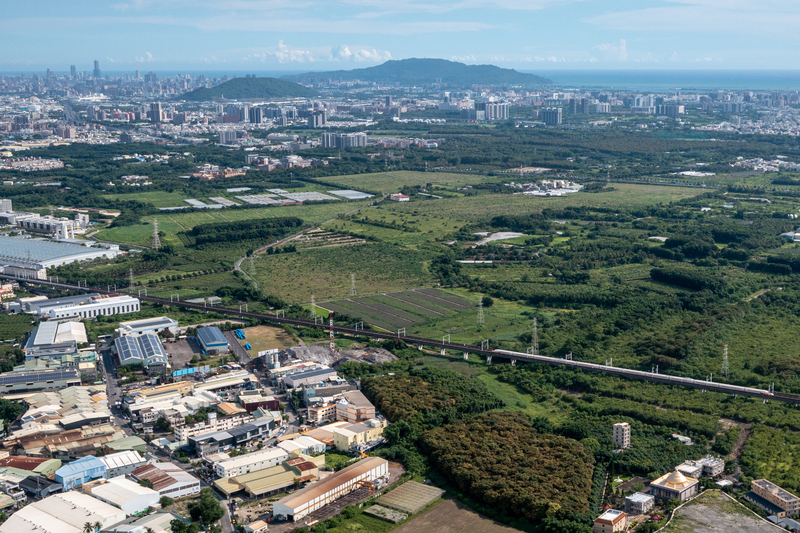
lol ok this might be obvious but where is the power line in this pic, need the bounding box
[310,294,316,321]
[249,255,256,276]
[477,297,484,326]
[531,317,539,356]
[129,268,134,292]
[350,273,356,297]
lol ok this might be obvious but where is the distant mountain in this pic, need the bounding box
[179,77,318,101]
[282,58,551,87]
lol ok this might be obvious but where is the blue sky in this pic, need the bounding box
[1,0,799,72]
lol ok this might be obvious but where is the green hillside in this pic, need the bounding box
[179,77,317,101]
[283,58,551,86]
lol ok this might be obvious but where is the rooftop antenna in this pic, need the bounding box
[531,317,539,356]
[721,344,729,379]
[350,273,356,297]
[152,218,160,249]
[477,297,484,326]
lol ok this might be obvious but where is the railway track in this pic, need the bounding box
[7,275,800,406]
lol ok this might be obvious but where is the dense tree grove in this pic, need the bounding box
[421,411,595,525]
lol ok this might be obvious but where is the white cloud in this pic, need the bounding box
[450,54,477,62]
[135,52,156,62]
[332,44,391,62]
[595,39,627,61]
[105,56,117,63]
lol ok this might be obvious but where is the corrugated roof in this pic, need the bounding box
[197,327,227,345]
[276,457,387,509]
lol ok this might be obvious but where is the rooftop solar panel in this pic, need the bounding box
[0,369,79,385]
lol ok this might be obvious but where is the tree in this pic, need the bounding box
[481,296,494,308]
[188,488,225,526]
[160,495,174,508]
[156,418,172,432]
[139,479,154,489]
[83,523,94,533]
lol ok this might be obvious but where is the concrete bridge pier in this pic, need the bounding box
[441,348,446,356]
[511,360,516,366]
[486,355,492,364]
[418,344,423,351]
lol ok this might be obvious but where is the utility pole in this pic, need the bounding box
[152,218,160,249]
[721,344,729,379]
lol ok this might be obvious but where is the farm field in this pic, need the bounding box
[252,243,436,304]
[393,499,522,533]
[102,191,202,209]
[322,289,475,331]
[663,490,781,533]
[94,199,376,247]
[320,171,496,194]
[138,272,242,300]
[382,183,707,221]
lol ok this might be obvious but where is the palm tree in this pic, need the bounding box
[93,521,102,532]
[83,523,93,533]
[145,528,155,533]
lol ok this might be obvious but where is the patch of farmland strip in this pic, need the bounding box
[352,299,424,324]
[346,301,416,328]
[411,290,473,311]
[416,288,475,308]
[383,294,449,317]
[392,292,460,315]
[373,294,445,318]
[324,303,398,332]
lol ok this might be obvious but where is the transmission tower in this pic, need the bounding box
[129,268,134,291]
[531,317,539,356]
[477,298,484,326]
[249,256,256,276]
[152,219,160,249]
[350,273,356,297]
[310,294,316,320]
[721,344,729,379]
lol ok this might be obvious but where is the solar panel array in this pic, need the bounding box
[139,333,168,365]
[0,370,79,386]
[115,336,144,364]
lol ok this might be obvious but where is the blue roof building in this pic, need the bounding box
[114,333,168,369]
[55,455,107,490]
[197,327,229,353]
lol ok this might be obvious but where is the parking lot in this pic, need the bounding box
[166,338,202,370]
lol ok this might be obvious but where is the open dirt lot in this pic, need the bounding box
[664,490,783,533]
[165,338,202,370]
[241,325,297,354]
[394,499,522,533]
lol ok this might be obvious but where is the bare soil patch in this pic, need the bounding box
[394,499,522,533]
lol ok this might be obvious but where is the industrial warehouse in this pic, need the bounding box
[0,236,121,278]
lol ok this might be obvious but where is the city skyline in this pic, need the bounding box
[1,0,799,72]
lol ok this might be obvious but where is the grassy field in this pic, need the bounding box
[382,183,707,221]
[94,199,376,247]
[0,314,35,360]
[320,171,495,194]
[323,209,467,246]
[237,325,296,354]
[253,243,436,304]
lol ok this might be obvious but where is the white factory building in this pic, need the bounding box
[99,450,147,478]
[42,294,141,319]
[0,491,127,533]
[215,447,290,478]
[86,476,161,515]
[130,462,202,500]
[0,236,121,272]
[273,457,389,522]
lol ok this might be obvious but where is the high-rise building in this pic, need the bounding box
[93,60,101,78]
[596,103,611,114]
[385,96,393,106]
[0,199,11,213]
[613,422,631,449]
[135,70,140,79]
[540,107,562,125]
[70,65,77,79]
[239,105,250,123]
[322,132,367,149]
[149,102,162,123]
[307,111,327,128]
[87,105,98,121]
[249,108,263,124]
[219,130,238,145]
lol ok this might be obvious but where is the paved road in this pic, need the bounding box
[224,330,253,365]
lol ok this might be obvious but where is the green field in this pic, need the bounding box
[320,171,495,194]
[94,199,376,247]
[253,243,436,304]
[382,183,707,221]
[323,209,467,246]
[0,314,35,360]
